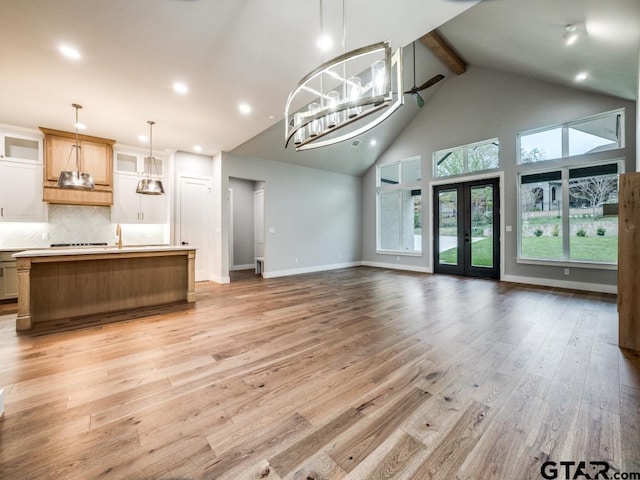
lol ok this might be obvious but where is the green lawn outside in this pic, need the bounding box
[521,236,618,262]
[439,236,618,265]
[439,237,494,267]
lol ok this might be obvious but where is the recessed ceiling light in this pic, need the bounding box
[138,135,148,142]
[317,34,332,51]
[370,139,377,146]
[193,145,202,153]
[239,103,251,115]
[575,71,588,82]
[173,82,189,95]
[59,44,81,60]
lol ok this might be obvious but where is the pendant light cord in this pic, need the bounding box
[73,103,82,170]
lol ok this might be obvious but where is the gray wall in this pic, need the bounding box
[229,177,255,268]
[221,152,362,278]
[363,66,637,290]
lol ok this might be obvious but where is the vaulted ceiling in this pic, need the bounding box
[0,0,638,177]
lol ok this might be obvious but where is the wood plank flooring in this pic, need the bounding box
[0,266,639,479]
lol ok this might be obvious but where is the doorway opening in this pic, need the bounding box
[228,177,265,282]
[433,177,500,279]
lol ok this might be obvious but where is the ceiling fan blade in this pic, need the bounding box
[415,74,445,92]
[404,74,445,95]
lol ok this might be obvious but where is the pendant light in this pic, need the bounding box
[136,121,165,195]
[284,0,403,151]
[57,103,95,190]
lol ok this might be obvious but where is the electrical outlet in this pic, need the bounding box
[41,232,49,240]
[564,268,570,276]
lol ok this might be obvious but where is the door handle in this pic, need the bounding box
[181,241,189,245]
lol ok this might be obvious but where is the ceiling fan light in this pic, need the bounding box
[416,93,425,108]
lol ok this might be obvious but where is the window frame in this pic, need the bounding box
[517,109,624,165]
[517,159,624,269]
[433,138,500,179]
[376,156,422,256]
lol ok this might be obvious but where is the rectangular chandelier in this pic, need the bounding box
[285,42,403,151]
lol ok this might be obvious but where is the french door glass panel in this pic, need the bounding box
[470,185,494,268]
[438,189,458,265]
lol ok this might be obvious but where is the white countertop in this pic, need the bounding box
[13,245,196,258]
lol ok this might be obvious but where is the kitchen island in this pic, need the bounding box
[13,245,196,331]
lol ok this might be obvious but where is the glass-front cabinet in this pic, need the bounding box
[0,130,45,222]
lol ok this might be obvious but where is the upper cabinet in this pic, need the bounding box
[112,148,168,224]
[40,128,115,206]
[0,131,42,164]
[0,130,46,222]
[115,150,165,178]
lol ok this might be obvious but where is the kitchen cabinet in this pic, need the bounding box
[0,131,42,163]
[112,173,167,224]
[115,151,165,178]
[0,252,18,300]
[0,161,46,221]
[40,127,115,206]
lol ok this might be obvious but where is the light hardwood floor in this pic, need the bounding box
[0,267,638,479]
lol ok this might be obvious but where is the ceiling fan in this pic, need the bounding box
[404,41,445,108]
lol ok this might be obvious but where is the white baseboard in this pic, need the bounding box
[230,264,254,271]
[207,275,230,284]
[362,261,432,274]
[262,261,362,279]
[502,274,617,294]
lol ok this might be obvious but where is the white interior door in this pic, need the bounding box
[179,175,212,281]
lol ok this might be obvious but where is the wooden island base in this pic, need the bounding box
[14,247,196,331]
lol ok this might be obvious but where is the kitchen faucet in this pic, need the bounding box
[116,224,123,249]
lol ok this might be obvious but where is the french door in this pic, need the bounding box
[433,178,500,279]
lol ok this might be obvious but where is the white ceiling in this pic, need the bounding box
[0,0,638,177]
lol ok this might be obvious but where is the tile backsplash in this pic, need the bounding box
[0,205,168,249]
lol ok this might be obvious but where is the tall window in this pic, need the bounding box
[519,162,621,264]
[519,109,624,164]
[377,157,422,254]
[433,138,499,178]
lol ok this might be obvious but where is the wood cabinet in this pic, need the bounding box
[112,173,167,224]
[40,127,115,206]
[618,171,640,352]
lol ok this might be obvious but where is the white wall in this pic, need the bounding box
[363,66,637,291]
[229,177,255,268]
[220,152,362,278]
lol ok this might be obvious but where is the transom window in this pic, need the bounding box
[518,109,624,164]
[433,138,499,178]
[377,157,422,254]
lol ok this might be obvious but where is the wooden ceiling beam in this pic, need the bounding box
[420,30,466,75]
